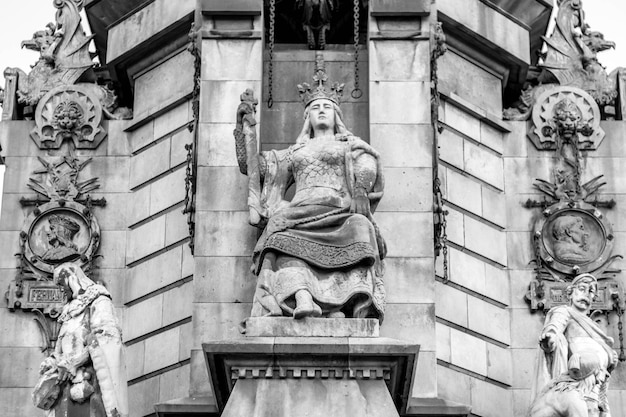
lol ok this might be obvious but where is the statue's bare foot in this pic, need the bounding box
[294,290,322,319]
[328,311,345,318]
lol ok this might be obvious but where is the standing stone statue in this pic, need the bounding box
[529,274,618,417]
[33,263,128,417]
[235,54,386,321]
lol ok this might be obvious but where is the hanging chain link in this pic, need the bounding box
[267,0,276,108]
[351,0,362,99]
[614,296,626,361]
[431,23,448,281]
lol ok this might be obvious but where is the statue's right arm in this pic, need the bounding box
[539,306,570,352]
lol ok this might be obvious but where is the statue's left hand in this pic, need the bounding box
[351,187,370,216]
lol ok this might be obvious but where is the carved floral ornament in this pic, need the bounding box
[529,86,604,150]
[31,84,106,149]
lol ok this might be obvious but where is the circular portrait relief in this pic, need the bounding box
[535,202,614,274]
[22,201,100,274]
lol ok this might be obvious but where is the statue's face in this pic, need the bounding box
[568,218,589,248]
[570,280,595,312]
[308,99,335,133]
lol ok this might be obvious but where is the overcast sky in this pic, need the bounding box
[0,0,624,73]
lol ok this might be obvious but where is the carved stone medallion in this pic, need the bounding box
[529,86,604,150]
[533,201,614,275]
[30,84,106,149]
[21,201,100,274]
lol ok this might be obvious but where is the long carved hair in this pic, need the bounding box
[296,100,352,144]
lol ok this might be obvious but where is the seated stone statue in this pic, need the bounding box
[33,263,128,417]
[529,274,618,417]
[237,57,386,321]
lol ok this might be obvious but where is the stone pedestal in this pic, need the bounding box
[243,317,380,337]
[203,337,418,416]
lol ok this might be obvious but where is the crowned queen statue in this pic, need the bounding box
[235,54,386,322]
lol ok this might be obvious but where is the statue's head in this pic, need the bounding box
[566,273,597,312]
[553,99,582,139]
[296,52,351,142]
[53,262,94,300]
[552,215,588,248]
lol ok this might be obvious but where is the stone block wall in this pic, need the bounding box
[433,1,529,415]
[121,46,195,417]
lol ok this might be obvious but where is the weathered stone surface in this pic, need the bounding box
[411,350,437,397]
[446,168,482,215]
[375,211,433,258]
[481,186,506,227]
[125,341,145,380]
[107,0,195,62]
[165,208,189,245]
[193,211,257,257]
[510,348,536,388]
[127,215,166,263]
[154,101,192,140]
[0,347,43,387]
[163,282,193,326]
[193,256,255,303]
[149,166,187,216]
[124,295,164,341]
[471,377,513,417]
[480,122,504,154]
[195,167,249,211]
[222,378,399,417]
[438,129,464,169]
[244,317,379,337]
[159,364,190,403]
[0,388,35,416]
[99,231,127,268]
[201,81,262,123]
[129,138,171,188]
[444,207,464,247]
[439,51,502,114]
[370,124,432,168]
[370,40,429,82]
[486,343,511,385]
[467,297,510,345]
[510,308,544,348]
[437,365,471,406]
[438,0,530,63]
[464,216,507,265]
[370,81,430,124]
[193,302,251,344]
[450,328,487,375]
[179,321,193,361]
[144,326,181,374]
[385,257,435,304]
[198,123,239,167]
[190,349,213,396]
[442,102,481,141]
[128,119,155,153]
[126,245,185,302]
[170,128,193,167]
[0,193,30,231]
[435,282,468,327]
[134,50,194,119]
[379,303,435,350]
[375,167,432,212]
[128,375,160,417]
[202,39,262,81]
[464,142,504,190]
[436,322,451,363]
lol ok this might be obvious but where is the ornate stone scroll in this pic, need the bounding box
[5,152,104,353]
[524,87,624,317]
[31,84,106,149]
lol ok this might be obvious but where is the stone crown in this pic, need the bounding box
[297,52,344,107]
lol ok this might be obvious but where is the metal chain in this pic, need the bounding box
[267,0,276,108]
[350,0,362,99]
[615,298,626,361]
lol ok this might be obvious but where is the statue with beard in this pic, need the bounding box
[552,215,591,263]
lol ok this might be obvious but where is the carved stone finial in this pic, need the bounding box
[297,52,344,106]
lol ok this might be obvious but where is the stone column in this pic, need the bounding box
[368,0,439,407]
[190,0,264,403]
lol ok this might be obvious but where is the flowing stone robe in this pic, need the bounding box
[250,134,386,320]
